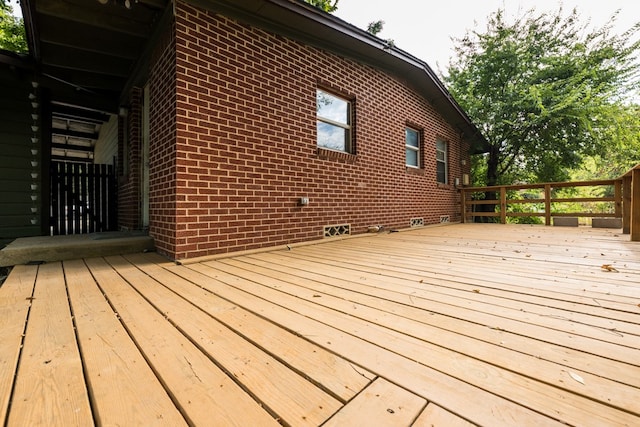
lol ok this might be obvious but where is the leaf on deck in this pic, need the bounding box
[600,264,619,272]
[569,371,585,385]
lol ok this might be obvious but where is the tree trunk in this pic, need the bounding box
[477,145,500,222]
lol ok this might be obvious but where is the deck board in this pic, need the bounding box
[84,256,280,427]
[1,223,639,426]
[8,262,93,427]
[323,378,426,426]
[124,252,375,402]
[200,257,639,425]
[105,255,343,426]
[0,265,38,422]
[63,259,187,426]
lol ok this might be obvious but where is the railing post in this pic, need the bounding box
[544,184,551,226]
[631,168,640,241]
[500,186,507,224]
[614,180,622,218]
[622,176,632,235]
[460,188,467,223]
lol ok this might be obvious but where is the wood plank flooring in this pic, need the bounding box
[1,223,639,426]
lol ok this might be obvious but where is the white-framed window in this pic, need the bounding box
[316,89,352,153]
[436,138,448,183]
[405,127,420,168]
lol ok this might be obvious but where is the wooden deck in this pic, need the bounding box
[1,223,639,426]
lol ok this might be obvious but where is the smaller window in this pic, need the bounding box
[405,127,420,168]
[317,89,352,153]
[436,139,448,183]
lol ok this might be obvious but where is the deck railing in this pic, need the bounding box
[460,163,640,241]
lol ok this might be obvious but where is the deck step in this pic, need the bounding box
[0,231,154,267]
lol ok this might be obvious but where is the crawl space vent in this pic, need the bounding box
[324,224,351,237]
[410,218,424,227]
[439,215,450,223]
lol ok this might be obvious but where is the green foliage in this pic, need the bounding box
[367,20,385,35]
[578,104,640,179]
[305,0,339,13]
[444,7,640,187]
[0,0,27,53]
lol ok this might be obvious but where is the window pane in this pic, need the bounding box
[317,90,349,124]
[406,148,418,167]
[436,151,445,161]
[436,139,446,152]
[405,128,419,147]
[437,162,446,183]
[317,121,347,151]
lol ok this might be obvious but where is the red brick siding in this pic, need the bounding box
[148,20,178,258]
[160,1,470,260]
[117,88,142,230]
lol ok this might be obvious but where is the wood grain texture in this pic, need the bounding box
[0,265,38,422]
[8,262,93,427]
[2,224,638,426]
[64,259,187,426]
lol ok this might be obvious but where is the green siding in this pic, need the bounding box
[0,64,44,239]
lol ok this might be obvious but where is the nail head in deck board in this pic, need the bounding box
[63,259,188,426]
[0,265,38,422]
[84,257,280,427]
[105,255,342,426]
[8,263,93,427]
[125,252,374,402]
[323,378,426,427]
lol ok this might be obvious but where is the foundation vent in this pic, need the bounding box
[440,215,450,223]
[324,224,351,237]
[410,218,424,227]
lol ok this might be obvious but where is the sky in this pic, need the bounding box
[335,0,640,74]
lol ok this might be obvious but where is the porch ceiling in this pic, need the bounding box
[21,0,169,112]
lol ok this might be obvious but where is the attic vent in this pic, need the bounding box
[324,224,351,238]
[410,218,424,227]
[440,215,450,223]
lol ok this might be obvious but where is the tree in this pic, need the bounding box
[0,0,27,53]
[305,0,339,13]
[444,8,640,187]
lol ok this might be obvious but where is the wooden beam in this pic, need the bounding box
[38,15,143,60]
[631,168,640,241]
[499,187,507,224]
[35,1,155,38]
[52,143,94,153]
[544,184,551,226]
[52,128,98,140]
[622,176,631,235]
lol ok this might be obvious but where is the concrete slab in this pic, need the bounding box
[0,231,155,267]
[592,218,622,229]
[552,217,578,227]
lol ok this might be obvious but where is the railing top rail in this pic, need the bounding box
[461,179,619,193]
[620,163,640,178]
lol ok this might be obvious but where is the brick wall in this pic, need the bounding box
[148,19,177,258]
[152,1,471,260]
[117,88,142,231]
